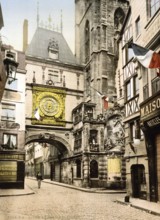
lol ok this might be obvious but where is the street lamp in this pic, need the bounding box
[3,51,19,84]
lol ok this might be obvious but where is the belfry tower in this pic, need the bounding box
[75,0,128,113]
[72,0,129,188]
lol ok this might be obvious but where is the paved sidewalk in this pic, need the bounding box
[0,184,34,197]
[43,179,160,217]
[116,197,160,217]
[0,178,160,217]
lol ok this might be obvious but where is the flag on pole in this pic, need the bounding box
[102,96,109,109]
[131,43,160,69]
[34,108,41,120]
[96,91,109,109]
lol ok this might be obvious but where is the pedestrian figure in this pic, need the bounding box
[36,171,43,188]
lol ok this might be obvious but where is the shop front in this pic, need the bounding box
[0,150,25,189]
[140,91,160,202]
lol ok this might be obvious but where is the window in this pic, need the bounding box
[125,74,139,101]
[74,131,82,149]
[126,80,131,100]
[124,42,134,64]
[135,16,140,37]
[134,75,139,95]
[1,103,15,121]
[152,77,160,95]
[73,108,82,124]
[143,84,149,100]
[142,67,149,100]
[129,120,141,142]
[119,88,123,97]
[90,160,98,178]
[3,133,17,149]
[86,66,91,97]
[89,130,99,152]
[85,20,90,63]
[150,0,160,17]
[114,7,125,29]
[84,106,93,120]
[130,122,134,141]
[48,38,59,59]
[127,47,134,62]
[89,130,98,146]
[49,50,58,59]
[76,159,81,178]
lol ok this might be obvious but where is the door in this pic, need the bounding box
[131,165,146,199]
[50,162,55,180]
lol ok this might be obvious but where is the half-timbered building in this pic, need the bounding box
[116,0,160,202]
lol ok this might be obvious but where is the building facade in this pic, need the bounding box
[0,44,26,188]
[116,0,160,201]
[72,0,129,188]
[25,26,84,182]
[25,0,130,189]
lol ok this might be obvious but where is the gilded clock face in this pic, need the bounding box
[40,97,59,116]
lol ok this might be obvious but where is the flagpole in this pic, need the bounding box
[89,85,104,107]
[89,85,110,112]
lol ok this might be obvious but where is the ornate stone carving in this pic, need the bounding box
[48,38,59,51]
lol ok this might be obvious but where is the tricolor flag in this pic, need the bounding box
[102,96,109,109]
[131,43,160,69]
[96,91,109,109]
[34,108,41,120]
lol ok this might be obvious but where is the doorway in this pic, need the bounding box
[131,165,146,199]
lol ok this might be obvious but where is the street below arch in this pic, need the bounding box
[0,178,160,220]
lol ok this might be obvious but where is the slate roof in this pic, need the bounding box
[26,27,77,65]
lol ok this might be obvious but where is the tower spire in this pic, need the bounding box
[37,1,39,27]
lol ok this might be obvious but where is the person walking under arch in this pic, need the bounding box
[36,171,43,188]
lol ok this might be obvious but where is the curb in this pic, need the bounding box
[42,179,126,194]
[0,184,35,197]
[115,200,160,217]
[0,191,35,197]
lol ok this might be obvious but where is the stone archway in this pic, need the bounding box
[25,132,72,181]
[25,132,71,155]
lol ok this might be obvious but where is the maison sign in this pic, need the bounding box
[140,94,160,127]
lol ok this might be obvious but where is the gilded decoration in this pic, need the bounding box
[32,86,66,126]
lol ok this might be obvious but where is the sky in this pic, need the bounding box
[0,0,75,53]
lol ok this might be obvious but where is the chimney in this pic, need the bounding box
[23,19,28,52]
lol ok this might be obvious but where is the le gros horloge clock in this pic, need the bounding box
[38,92,64,119]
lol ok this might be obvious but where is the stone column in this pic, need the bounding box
[83,154,90,187]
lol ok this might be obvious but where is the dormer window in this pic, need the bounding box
[48,38,59,60]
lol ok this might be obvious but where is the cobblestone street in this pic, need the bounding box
[0,179,159,220]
